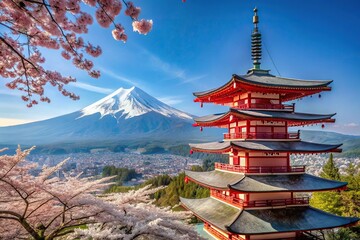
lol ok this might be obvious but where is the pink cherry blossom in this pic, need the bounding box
[0,0,154,106]
[112,24,127,42]
[125,1,141,19]
[61,51,71,60]
[132,19,153,35]
[0,147,200,239]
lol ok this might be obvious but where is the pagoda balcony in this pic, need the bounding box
[210,190,310,208]
[215,162,306,174]
[236,103,294,111]
[204,223,231,240]
[223,131,300,140]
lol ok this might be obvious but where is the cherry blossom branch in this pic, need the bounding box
[23,0,53,7]
[0,36,40,73]
[25,198,54,218]
[0,23,34,38]
[0,178,28,200]
[1,0,153,105]
[9,0,44,25]
[20,58,32,99]
[43,202,89,229]
[46,210,104,239]
[0,210,40,239]
[0,210,22,219]
[42,0,80,57]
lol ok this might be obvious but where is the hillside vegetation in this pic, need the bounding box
[105,165,209,207]
[311,154,360,239]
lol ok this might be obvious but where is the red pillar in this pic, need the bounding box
[245,152,249,171]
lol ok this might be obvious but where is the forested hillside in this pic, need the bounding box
[102,166,141,185]
[311,154,360,239]
[104,166,209,207]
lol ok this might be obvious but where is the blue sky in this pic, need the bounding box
[1,0,360,135]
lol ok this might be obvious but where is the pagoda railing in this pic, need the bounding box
[210,190,309,208]
[244,197,310,208]
[215,162,305,173]
[204,223,230,240]
[224,131,300,140]
[236,103,294,111]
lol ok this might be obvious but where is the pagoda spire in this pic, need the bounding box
[251,7,262,70]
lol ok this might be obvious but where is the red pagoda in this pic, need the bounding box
[181,8,359,240]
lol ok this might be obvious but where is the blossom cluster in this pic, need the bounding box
[0,147,201,239]
[0,0,153,106]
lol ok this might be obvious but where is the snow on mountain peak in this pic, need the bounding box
[79,86,193,120]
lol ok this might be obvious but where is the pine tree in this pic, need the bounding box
[311,156,360,239]
[311,153,342,214]
[320,153,341,181]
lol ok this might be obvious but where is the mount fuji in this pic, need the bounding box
[0,87,207,145]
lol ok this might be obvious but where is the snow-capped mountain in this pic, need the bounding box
[79,86,192,120]
[0,87,203,145]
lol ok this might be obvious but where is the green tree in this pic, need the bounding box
[102,166,141,185]
[191,165,204,172]
[343,163,360,190]
[155,172,209,207]
[320,153,340,181]
[311,159,360,239]
[310,191,343,216]
[326,227,359,240]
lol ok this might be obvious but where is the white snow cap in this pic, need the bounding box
[80,86,192,120]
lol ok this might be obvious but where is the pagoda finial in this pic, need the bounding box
[251,7,262,70]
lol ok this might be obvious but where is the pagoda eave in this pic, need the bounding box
[229,173,349,193]
[193,118,336,128]
[189,141,342,154]
[181,197,359,236]
[185,170,348,193]
[190,147,343,155]
[185,170,243,190]
[226,206,359,235]
[288,118,335,127]
[193,109,336,127]
[227,184,348,193]
[180,197,239,233]
[193,75,332,104]
[185,175,230,191]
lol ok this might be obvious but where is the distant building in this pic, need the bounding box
[181,8,359,240]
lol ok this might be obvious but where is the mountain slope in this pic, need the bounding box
[0,87,208,145]
[300,130,360,156]
[79,86,192,120]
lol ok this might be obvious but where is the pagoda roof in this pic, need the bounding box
[235,71,332,88]
[180,197,359,235]
[180,197,239,230]
[193,70,332,103]
[189,140,342,153]
[185,170,347,192]
[185,170,243,190]
[193,109,336,127]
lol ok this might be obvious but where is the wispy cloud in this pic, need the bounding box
[178,74,207,85]
[99,67,139,86]
[0,118,35,127]
[344,123,359,127]
[71,82,114,94]
[158,96,184,105]
[325,123,360,136]
[332,123,360,129]
[139,47,206,85]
